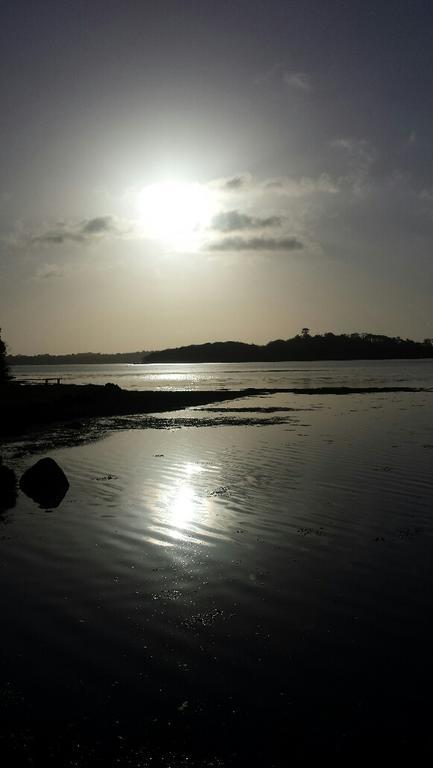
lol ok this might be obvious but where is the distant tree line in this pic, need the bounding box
[7,351,150,366]
[143,331,433,364]
[4,330,433,369]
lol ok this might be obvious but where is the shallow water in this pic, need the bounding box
[1,387,433,762]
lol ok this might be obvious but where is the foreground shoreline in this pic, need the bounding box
[0,383,255,437]
[0,382,430,438]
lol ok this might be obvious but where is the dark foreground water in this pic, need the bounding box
[1,383,433,763]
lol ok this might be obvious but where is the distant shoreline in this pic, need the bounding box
[7,352,148,366]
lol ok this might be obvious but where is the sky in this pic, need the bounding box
[1,0,432,354]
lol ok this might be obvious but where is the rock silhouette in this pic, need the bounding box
[20,457,69,509]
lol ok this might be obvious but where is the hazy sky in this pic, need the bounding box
[1,0,432,353]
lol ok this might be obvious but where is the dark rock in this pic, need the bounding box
[0,458,17,512]
[20,457,69,509]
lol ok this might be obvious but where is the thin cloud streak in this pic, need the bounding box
[255,63,313,93]
[31,216,123,246]
[283,71,312,92]
[263,174,338,196]
[211,210,282,232]
[211,174,252,192]
[208,235,303,252]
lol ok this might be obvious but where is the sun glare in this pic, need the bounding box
[136,181,217,250]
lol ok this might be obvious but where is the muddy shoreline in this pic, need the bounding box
[0,382,429,437]
[0,381,429,460]
[0,383,258,436]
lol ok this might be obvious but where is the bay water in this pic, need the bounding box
[1,361,433,762]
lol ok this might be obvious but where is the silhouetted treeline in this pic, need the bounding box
[0,329,11,384]
[144,332,433,363]
[8,351,149,366]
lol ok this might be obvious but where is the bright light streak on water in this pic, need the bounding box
[11,358,433,391]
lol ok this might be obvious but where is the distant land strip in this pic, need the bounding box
[7,351,149,365]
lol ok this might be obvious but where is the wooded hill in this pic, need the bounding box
[143,332,433,363]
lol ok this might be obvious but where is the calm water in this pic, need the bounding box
[1,363,433,763]
[11,357,433,390]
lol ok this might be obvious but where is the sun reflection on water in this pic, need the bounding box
[184,462,207,476]
[169,482,197,539]
[149,462,213,546]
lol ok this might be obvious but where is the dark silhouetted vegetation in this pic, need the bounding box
[7,351,149,366]
[144,331,433,363]
[0,329,12,384]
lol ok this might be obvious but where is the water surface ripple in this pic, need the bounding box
[1,384,433,762]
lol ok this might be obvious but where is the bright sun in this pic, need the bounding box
[136,181,217,250]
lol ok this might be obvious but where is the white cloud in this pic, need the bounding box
[34,263,66,280]
[282,71,312,93]
[255,64,313,93]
